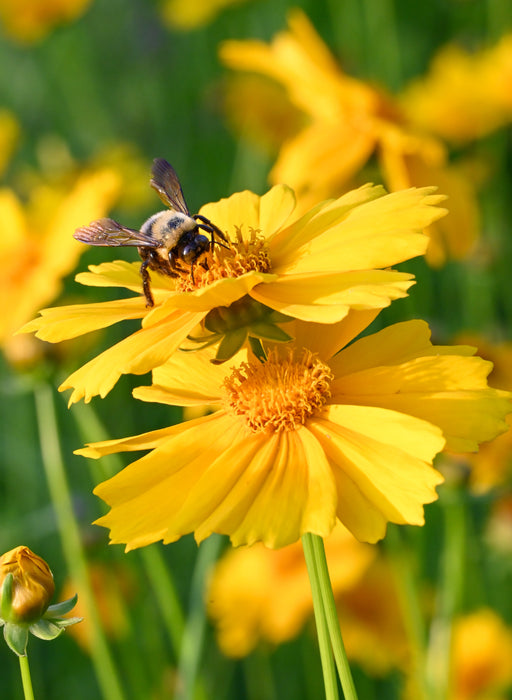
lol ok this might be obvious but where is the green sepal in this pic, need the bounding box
[0,573,14,621]
[45,594,78,617]
[249,322,293,342]
[3,622,28,657]
[267,310,295,324]
[30,618,63,641]
[212,328,248,364]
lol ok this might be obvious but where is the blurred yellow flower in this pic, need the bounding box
[0,166,121,361]
[0,110,19,176]
[401,36,512,145]
[60,563,135,652]
[0,0,93,43]
[220,9,479,266]
[22,182,445,404]
[450,609,512,700]
[161,0,252,30]
[78,314,510,550]
[207,522,376,657]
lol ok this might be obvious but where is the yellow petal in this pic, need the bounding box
[19,297,147,341]
[310,409,444,542]
[289,310,380,360]
[93,413,246,549]
[133,345,247,406]
[59,310,204,404]
[271,187,447,274]
[176,428,337,548]
[250,270,415,322]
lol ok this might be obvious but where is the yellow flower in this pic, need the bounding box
[0,0,93,43]
[21,182,446,404]
[220,9,479,266]
[78,313,511,550]
[0,546,54,624]
[160,0,252,30]
[208,522,375,657]
[401,36,512,144]
[0,166,121,361]
[450,610,512,700]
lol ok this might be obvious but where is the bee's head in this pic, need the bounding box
[180,234,210,263]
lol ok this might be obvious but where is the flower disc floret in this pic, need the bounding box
[223,348,333,433]
[174,226,271,292]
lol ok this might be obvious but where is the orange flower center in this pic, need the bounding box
[222,349,333,433]
[174,225,271,292]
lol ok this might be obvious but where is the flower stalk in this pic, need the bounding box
[19,655,35,700]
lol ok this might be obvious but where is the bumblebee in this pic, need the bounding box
[74,158,228,307]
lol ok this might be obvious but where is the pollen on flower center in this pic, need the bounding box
[222,349,333,433]
[174,225,271,292]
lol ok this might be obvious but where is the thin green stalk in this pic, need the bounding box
[426,487,466,700]
[176,535,224,700]
[384,525,430,700]
[302,533,339,700]
[19,655,35,700]
[70,400,186,658]
[309,534,358,700]
[34,384,126,700]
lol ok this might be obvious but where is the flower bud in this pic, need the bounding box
[0,546,55,624]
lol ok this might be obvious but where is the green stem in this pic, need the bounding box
[311,534,359,700]
[302,534,339,700]
[384,526,430,700]
[34,384,126,700]
[176,535,224,700]
[426,487,466,700]
[19,654,35,700]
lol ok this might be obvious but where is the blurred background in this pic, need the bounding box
[1,0,512,698]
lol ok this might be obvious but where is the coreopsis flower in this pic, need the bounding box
[21,181,446,404]
[449,610,512,700]
[208,522,375,657]
[0,166,121,362]
[0,0,93,43]
[220,9,479,266]
[401,36,512,145]
[78,313,511,550]
[0,546,81,656]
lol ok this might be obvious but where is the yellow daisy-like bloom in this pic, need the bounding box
[401,36,512,145]
[0,0,93,43]
[449,609,512,700]
[78,313,511,550]
[21,182,446,404]
[207,522,375,657]
[1,167,121,361]
[220,9,479,266]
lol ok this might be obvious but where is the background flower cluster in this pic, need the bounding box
[1,1,512,699]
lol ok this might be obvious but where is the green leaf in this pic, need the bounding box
[3,623,28,657]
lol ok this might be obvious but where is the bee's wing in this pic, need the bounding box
[150,158,190,215]
[74,218,159,247]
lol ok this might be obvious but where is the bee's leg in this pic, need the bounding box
[193,215,229,243]
[139,257,154,308]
